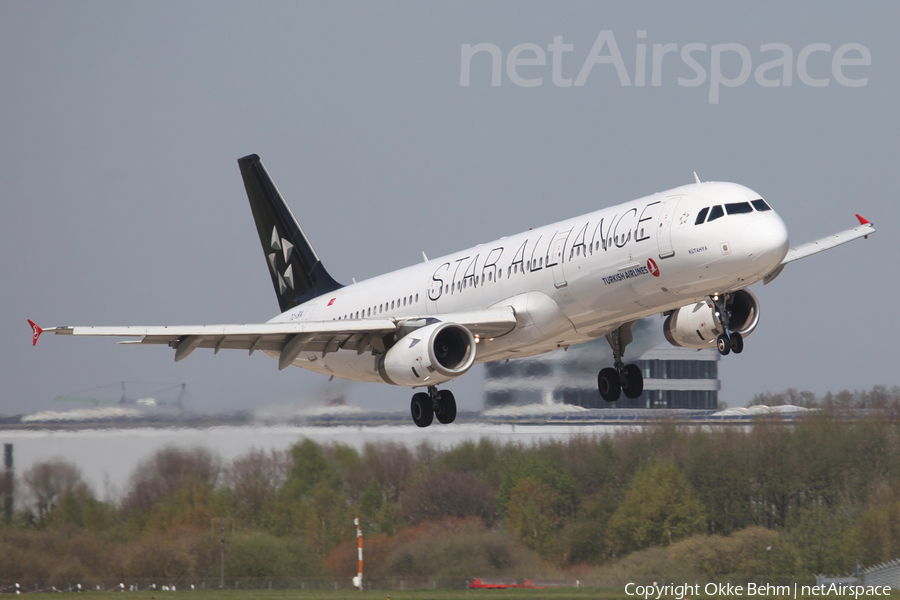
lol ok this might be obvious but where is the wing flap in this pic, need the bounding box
[34,307,517,363]
[42,320,397,362]
[49,320,397,339]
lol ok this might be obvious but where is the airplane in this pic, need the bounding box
[29,155,875,426]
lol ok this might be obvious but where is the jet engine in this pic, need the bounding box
[663,289,760,350]
[378,322,476,386]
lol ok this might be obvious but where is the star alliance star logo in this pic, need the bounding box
[268,226,295,294]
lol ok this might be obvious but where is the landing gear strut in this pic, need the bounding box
[598,322,644,402]
[411,386,457,427]
[712,293,744,356]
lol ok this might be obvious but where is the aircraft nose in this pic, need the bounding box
[743,214,789,264]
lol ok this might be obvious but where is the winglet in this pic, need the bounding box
[856,214,872,238]
[693,171,701,184]
[28,320,43,346]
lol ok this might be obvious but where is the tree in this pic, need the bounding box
[47,483,114,531]
[122,447,221,517]
[399,470,496,525]
[22,459,84,526]
[504,476,561,556]
[558,490,618,564]
[497,451,577,519]
[225,448,290,529]
[607,459,706,554]
[284,439,339,499]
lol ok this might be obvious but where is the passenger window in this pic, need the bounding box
[725,202,753,215]
[751,199,772,212]
[415,294,418,302]
[707,205,724,222]
[695,207,710,225]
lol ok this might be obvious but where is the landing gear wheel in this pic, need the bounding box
[435,390,457,424]
[716,333,731,356]
[410,392,433,427]
[730,331,744,354]
[598,367,621,402]
[621,364,644,399]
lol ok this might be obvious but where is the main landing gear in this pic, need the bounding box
[712,293,744,356]
[598,322,644,402]
[410,386,457,428]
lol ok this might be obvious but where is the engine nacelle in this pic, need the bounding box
[378,322,476,387]
[664,289,760,350]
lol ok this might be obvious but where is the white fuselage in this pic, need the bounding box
[264,181,789,385]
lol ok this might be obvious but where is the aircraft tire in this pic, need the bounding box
[622,364,643,399]
[411,392,434,427]
[717,334,731,356]
[598,368,621,402]
[435,390,457,424]
[730,331,744,354]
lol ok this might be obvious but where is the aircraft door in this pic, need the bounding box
[547,229,571,288]
[656,196,681,259]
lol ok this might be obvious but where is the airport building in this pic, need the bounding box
[483,338,720,410]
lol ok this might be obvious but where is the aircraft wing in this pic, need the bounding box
[764,215,875,285]
[29,307,517,370]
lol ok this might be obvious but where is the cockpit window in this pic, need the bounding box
[725,202,753,215]
[695,207,709,225]
[707,205,724,222]
[751,199,772,212]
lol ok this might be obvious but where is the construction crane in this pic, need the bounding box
[55,382,186,409]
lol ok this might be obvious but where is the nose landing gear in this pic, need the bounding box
[598,322,644,402]
[411,386,457,427]
[712,294,744,356]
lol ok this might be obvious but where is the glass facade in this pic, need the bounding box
[484,344,720,410]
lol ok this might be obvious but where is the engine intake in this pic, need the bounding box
[664,289,760,350]
[378,322,476,386]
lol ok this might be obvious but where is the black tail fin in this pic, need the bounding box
[238,154,343,313]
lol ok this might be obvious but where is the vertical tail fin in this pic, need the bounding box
[238,154,343,313]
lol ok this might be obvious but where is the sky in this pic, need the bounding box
[2,1,897,416]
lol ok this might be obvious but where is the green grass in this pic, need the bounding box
[37,589,900,600]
